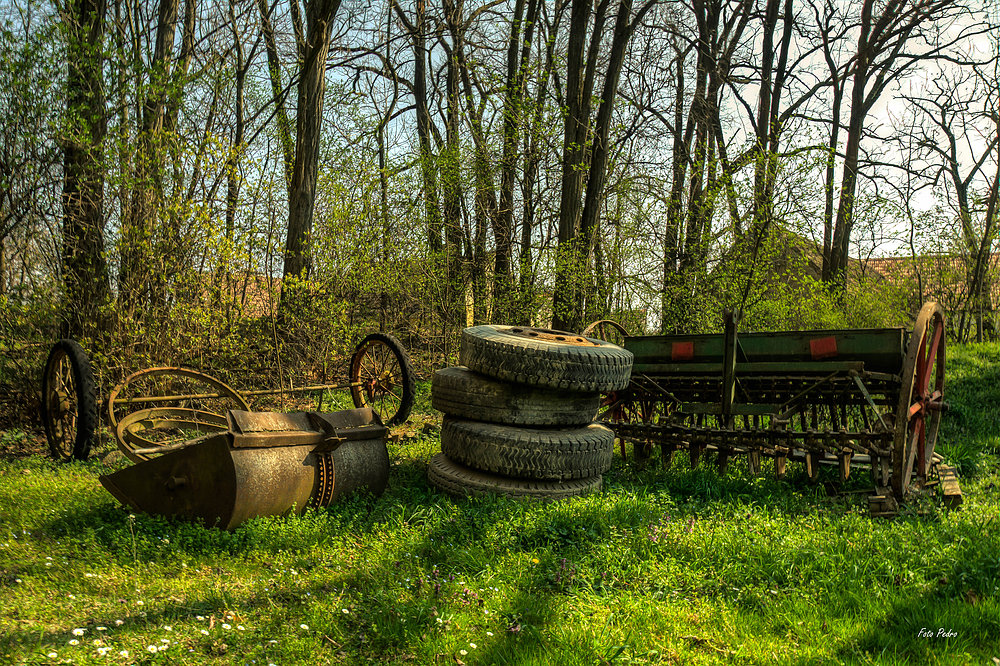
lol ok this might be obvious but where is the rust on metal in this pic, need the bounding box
[108,367,250,461]
[115,406,229,462]
[108,348,413,459]
[501,326,600,346]
[581,319,631,347]
[100,407,389,530]
[42,331,416,473]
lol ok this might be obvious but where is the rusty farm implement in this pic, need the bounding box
[589,301,954,504]
[40,332,415,463]
[39,333,416,528]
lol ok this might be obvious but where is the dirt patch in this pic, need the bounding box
[0,428,48,460]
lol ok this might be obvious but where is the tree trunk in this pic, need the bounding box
[964,138,1000,341]
[282,0,343,284]
[456,39,497,324]
[821,70,843,272]
[395,0,443,253]
[828,0,871,289]
[494,0,539,323]
[441,0,465,329]
[62,0,110,337]
[224,0,247,314]
[577,0,655,324]
[661,42,688,333]
[119,0,179,313]
[825,0,951,288]
[516,0,562,325]
[551,0,610,331]
[257,0,295,192]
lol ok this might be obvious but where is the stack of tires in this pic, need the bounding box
[428,325,633,499]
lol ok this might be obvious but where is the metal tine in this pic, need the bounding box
[748,414,761,475]
[661,444,675,468]
[828,400,840,431]
[860,400,873,431]
[713,412,727,475]
[839,450,853,482]
[690,414,703,468]
[716,449,730,476]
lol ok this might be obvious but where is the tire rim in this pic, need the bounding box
[499,326,600,346]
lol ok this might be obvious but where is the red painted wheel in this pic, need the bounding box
[892,302,946,498]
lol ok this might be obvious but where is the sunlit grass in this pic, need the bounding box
[1,348,998,664]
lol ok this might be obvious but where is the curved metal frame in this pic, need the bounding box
[581,319,631,346]
[108,367,249,461]
[115,407,230,463]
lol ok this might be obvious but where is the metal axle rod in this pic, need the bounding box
[112,382,365,405]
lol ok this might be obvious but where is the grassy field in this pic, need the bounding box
[1,344,998,665]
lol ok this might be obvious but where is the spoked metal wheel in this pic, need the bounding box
[581,319,630,347]
[349,333,415,426]
[41,339,97,461]
[892,301,946,498]
[107,367,249,463]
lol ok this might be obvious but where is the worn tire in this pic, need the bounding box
[40,339,97,461]
[441,417,613,480]
[459,325,632,393]
[432,366,600,426]
[427,452,602,499]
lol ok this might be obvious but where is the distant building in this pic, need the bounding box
[864,252,999,306]
[863,252,999,337]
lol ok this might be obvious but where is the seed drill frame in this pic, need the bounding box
[587,302,949,501]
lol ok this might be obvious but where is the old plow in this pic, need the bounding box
[40,333,416,528]
[590,302,956,507]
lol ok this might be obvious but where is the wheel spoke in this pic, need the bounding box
[917,322,944,396]
[369,344,383,380]
[376,390,387,420]
[378,344,392,379]
[366,347,382,381]
[381,391,401,414]
[915,416,927,479]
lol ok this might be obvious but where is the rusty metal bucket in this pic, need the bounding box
[100,407,389,529]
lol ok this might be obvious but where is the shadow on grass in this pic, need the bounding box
[0,600,238,661]
[22,446,993,664]
[35,448,897,572]
[830,539,1000,664]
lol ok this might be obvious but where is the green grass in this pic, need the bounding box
[1,348,999,665]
